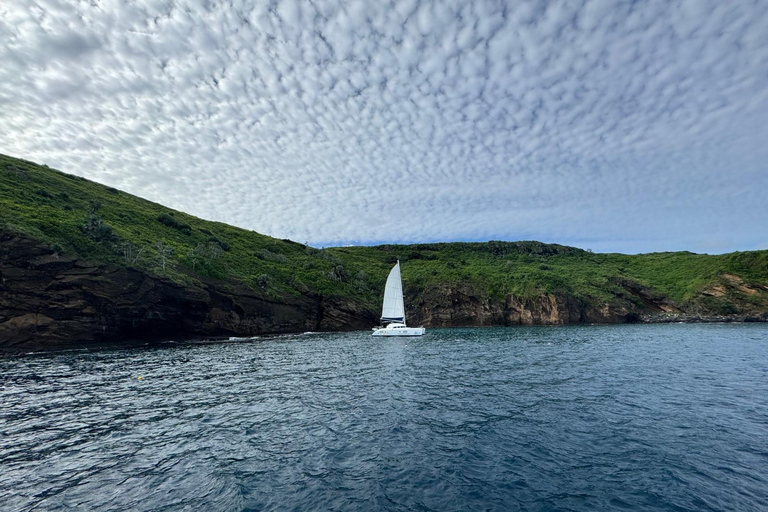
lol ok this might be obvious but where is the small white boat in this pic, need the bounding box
[372,260,425,337]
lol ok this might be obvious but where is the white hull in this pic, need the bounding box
[372,325,426,337]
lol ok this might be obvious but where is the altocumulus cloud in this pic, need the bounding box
[1,0,767,253]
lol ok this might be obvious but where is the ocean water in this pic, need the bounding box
[1,324,767,511]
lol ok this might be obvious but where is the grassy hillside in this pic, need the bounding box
[2,153,767,316]
[339,241,768,313]
[0,153,376,306]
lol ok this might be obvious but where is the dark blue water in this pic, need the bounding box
[2,324,767,511]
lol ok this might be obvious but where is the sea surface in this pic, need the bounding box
[1,324,767,511]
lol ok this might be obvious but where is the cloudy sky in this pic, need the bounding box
[1,0,767,253]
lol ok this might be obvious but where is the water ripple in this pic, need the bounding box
[1,324,767,511]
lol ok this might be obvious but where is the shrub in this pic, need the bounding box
[197,259,226,279]
[208,236,231,252]
[256,249,287,263]
[121,242,144,264]
[354,270,368,292]
[292,278,309,293]
[182,243,226,278]
[4,164,28,180]
[317,249,341,265]
[328,264,348,282]
[35,188,54,199]
[154,240,174,270]
[406,251,437,260]
[80,214,115,243]
[157,213,192,235]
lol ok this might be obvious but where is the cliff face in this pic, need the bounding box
[2,231,767,350]
[408,281,643,327]
[406,277,767,328]
[0,231,375,349]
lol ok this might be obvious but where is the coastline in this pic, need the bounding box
[3,315,766,355]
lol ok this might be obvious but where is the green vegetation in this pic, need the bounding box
[0,153,373,305]
[156,213,192,235]
[2,153,767,314]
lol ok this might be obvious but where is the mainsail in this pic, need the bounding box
[380,261,406,324]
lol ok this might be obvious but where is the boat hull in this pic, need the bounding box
[372,326,426,337]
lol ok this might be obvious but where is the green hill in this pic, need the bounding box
[0,153,370,302]
[1,153,767,348]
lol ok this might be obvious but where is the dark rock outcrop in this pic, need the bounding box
[407,281,648,327]
[405,277,767,328]
[0,231,376,349]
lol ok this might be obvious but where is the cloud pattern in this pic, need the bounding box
[1,0,767,253]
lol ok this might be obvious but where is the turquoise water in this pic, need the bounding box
[2,324,767,511]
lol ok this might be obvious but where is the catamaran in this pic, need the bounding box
[372,260,426,337]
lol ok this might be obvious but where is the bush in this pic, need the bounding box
[328,264,348,282]
[354,270,368,292]
[191,241,223,260]
[35,188,54,199]
[182,243,227,278]
[4,164,28,180]
[256,249,287,263]
[293,278,309,293]
[80,214,115,243]
[208,236,231,252]
[317,249,341,265]
[157,213,192,235]
[192,258,227,279]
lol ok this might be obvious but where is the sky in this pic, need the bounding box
[1,0,767,254]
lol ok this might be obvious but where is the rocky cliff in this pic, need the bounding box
[0,231,375,349]
[410,283,601,326]
[405,278,767,328]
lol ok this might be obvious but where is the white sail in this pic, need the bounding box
[372,260,425,336]
[381,261,406,324]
